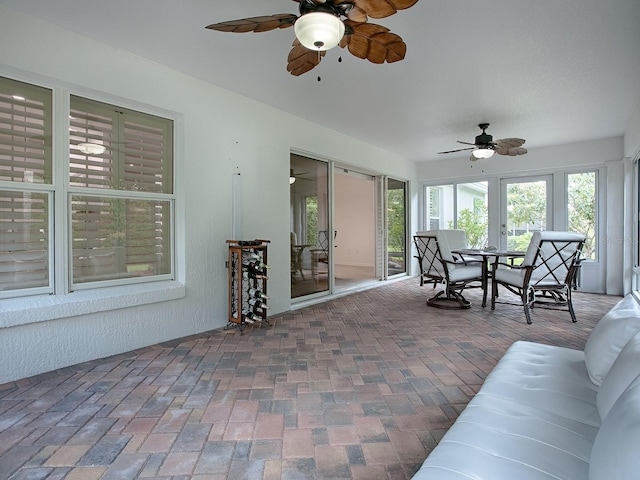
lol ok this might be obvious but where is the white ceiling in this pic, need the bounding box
[2,0,639,162]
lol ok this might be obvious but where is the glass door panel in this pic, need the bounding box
[290,154,329,299]
[387,178,407,276]
[500,176,552,251]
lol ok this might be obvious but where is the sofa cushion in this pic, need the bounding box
[583,294,640,386]
[596,331,640,420]
[590,372,640,480]
[473,341,599,426]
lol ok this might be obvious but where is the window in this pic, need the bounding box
[69,96,173,287]
[567,171,597,260]
[0,77,52,295]
[424,182,488,248]
[0,76,175,299]
[427,186,443,229]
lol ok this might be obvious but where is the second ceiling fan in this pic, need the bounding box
[438,123,527,161]
[206,0,419,76]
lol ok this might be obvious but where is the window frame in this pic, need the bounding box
[0,73,181,307]
[67,95,175,291]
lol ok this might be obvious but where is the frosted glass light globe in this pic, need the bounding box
[294,12,345,51]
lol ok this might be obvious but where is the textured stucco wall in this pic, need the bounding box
[0,7,418,384]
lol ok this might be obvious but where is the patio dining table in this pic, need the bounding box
[452,249,526,307]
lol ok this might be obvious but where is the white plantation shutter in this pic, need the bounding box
[123,116,172,193]
[0,78,52,184]
[70,97,172,193]
[0,77,52,294]
[0,77,174,297]
[69,96,173,287]
[0,190,50,291]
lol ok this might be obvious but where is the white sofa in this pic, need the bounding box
[411,294,640,480]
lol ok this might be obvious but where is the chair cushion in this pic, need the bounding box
[494,267,526,288]
[442,229,467,251]
[435,230,456,263]
[596,330,640,419]
[584,295,640,386]
[448,265,482,283]
[590,372,640,480]
[521,231,542,266]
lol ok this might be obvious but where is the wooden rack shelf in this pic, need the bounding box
[226,239,270,334]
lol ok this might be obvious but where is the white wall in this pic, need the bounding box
[625,98,640,159]
[0,7,418,384]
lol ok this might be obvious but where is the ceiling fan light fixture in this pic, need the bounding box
[294,12,345,51]
[471,148,495,159]
[77,142,106,155]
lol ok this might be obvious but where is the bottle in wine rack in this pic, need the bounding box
[248,298,269,310]
[243,270,268,280]
[242,310,262,323]
[248,264,268,276]
[242,252,271,268]
[243,260,271,273]
[248,288,269,300]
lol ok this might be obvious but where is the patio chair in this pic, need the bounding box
[491,231,585,324]
[413,230,484,309]
[291,232,305,280]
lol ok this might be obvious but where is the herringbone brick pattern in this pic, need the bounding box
[0,279,621,479]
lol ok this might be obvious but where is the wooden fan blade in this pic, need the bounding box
[494,138,527,156]
[346,6,368,22]
[349,0,419,19]
[497,146,528,156]
[456,140,477,146]
[206,14,297,33]
[341,21,406,64]
[495,137,525,148]
[287,39,325,76]
[437,147,474,154]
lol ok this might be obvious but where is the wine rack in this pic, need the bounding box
[226,239,271,334]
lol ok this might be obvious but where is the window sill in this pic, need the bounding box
[0,281,186,329]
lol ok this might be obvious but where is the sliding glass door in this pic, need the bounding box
[291,154,410,300]
[290,154,329,298]
[386,177,407,277]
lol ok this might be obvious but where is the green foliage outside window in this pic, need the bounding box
[388,189,405,253]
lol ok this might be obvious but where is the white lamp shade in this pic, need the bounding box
[471,148,495,159]
[294,12,345,51]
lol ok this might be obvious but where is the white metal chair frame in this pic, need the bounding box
[491,231,585,324]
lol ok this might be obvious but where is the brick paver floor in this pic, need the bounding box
[0,279,621,479]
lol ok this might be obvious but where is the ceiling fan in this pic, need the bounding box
[206,0,419,76]
[290,169,313,184]
[438,123,527,161]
